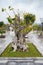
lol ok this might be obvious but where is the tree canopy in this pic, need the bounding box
[2,7,36,26]
[1,7,36,33]
[24,13,36,26]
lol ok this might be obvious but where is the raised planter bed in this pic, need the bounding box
[0,43,42,57]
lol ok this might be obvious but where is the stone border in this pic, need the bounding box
[0,57,43,65]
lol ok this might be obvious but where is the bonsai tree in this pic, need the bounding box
[2,6,36,52]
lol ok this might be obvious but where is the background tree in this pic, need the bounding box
[0,21,4,27]
[33,23,39,31]
[0,21,6,38]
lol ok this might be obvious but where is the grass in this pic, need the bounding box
[0,43,42,57]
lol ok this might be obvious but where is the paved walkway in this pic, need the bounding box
[0,31,14,54]
[26,31,43,56]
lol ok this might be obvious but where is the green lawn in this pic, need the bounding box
[0,43,42,57]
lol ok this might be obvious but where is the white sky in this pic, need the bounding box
[0,0,43,24]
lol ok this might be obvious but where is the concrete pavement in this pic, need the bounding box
[26,31,43,56]
[0,31,14,54]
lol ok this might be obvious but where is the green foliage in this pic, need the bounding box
[9,6,11,9]
[33,24,42,31]
[24,13,36,25]
[0,30,5,34]
[38,25,42,31]
[8,6,13,10]
[0,21,4,27]
[7,16,12,23]
[19,21,24,26]
[2,8,6,12]
[33,24,39,30]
